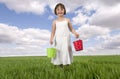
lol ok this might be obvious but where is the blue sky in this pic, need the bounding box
[0,0,120,57]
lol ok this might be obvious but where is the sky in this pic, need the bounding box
[0,0,120,57]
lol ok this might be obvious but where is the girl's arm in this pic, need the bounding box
[68,18,79,38]
[50,20,56,45]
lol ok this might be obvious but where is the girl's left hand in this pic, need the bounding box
[75,33,79,38]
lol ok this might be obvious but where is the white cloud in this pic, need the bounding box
[89,4,120,29]
[77,47,120,56]
[0,23,50,56]
[72,12,88,25]
[77,24,110,40]
[48,15,54,20]
[96,0,120,6]
[101,33,120,49]
[68,0,120,30]
[0,0,47,15]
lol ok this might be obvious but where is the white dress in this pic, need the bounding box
[51,18,73,65]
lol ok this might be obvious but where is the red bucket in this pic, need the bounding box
[73,39,83,51]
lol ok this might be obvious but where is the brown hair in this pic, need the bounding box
[54,3,66,15]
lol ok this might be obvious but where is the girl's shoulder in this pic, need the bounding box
[65,18,71,23]
[52,19,57,24]
[52,19,59,23]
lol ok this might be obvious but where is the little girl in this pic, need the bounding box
[50,3,79,67]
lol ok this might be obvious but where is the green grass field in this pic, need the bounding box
[0,55,120,79]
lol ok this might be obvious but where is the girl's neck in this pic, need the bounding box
[57,16,65,20]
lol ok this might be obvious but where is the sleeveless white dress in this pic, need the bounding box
[51,19,73,65]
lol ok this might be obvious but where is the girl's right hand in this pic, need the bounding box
[50,40,53,45]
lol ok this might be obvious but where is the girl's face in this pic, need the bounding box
[56,6,65,17]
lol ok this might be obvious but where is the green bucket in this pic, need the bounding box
[47,48,56,58]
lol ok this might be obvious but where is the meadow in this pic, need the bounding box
[0,55,120,79]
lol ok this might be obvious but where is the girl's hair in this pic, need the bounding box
[54,3,66,15]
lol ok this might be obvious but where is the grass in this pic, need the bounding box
[0,55,120,79]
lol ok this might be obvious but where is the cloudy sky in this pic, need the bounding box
[0,0,120,57]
